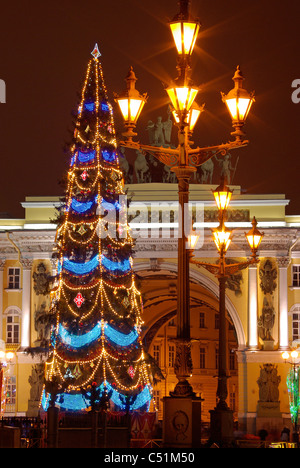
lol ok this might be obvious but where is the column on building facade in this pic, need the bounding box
[277,257,289,350]
[21,259,32,348]
[248,264,258,349]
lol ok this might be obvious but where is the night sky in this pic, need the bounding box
[0,0,299,218]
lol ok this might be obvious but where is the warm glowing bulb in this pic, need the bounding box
[214,190,232,211]
[213,225,232,253]
[115,67,147,126]
[245,217,264,253]
[213,179,233,211]
[166,85,198,113]
[222,66,254,123]
[5,352,14,361]
[117,98,145,123]
[170,20,200,55]
[187,234,199,250]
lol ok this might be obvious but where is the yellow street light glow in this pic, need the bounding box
[172,101,204,131]
[225,97,252,122]
[115,67,147,125]
[169,0,200,56]
[117,97,144,124]
[187,233,199,250]
[5,352,15,361]
[213,225,232,253]
[245,217,264,252]
[170,21,200,56]
[166,85,198,113]
[187,102,204,131]
[213,180,233,211]
[222,66,254,124]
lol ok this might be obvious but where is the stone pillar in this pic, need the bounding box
[248,264,258,349]
[277,257,289,350]
[20,259,32,348]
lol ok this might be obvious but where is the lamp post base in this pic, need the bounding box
[170,379,195,398]
[292,430,299,446]
[163,395,203,448]
[209,407,234,447]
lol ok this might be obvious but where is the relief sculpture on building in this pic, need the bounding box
[257,363,281,419]
[258,259,277,350]
[259,259,277,295]
[32,262,52,347]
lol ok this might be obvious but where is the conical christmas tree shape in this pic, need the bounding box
[42,44,153,412]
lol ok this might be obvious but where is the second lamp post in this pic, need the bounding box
[189,178,263,444]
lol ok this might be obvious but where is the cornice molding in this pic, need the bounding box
[0,227,299,257]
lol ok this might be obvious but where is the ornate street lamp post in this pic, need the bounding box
[188,180,263,444]
[116,0,254,399]
[115,1,255,444]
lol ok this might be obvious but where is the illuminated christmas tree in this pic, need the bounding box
[42,44,153,412]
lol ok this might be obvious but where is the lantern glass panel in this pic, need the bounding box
[170,21,199,55]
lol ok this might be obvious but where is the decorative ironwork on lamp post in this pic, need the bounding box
[188,180,263,419]
[115,0,255,398]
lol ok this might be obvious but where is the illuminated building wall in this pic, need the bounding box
[0,183,299,430]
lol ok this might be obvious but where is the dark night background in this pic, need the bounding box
[0,0,299,218]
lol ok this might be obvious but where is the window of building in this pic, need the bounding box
[199,312,205,328]
[6,310,20,344]
[229,350,236,370]
[153,390,160,411]
[215,314,219,329]
[291,305,300,341]
[199,347,206,369]
[215,348,219,369]
[168,345,175,368]
[230,391,236,412]
[292,265,300,288]
[5,376,16,412]
[7,268,20,289]
[168,318,176,327]
[153,344,160,366]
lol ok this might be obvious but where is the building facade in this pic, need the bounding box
[0,182,299,436]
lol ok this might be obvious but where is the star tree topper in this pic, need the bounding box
[91,43,101,60]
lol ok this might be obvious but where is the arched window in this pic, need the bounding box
[4,307,21,344]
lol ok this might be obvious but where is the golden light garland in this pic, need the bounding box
[44,51,153,412]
